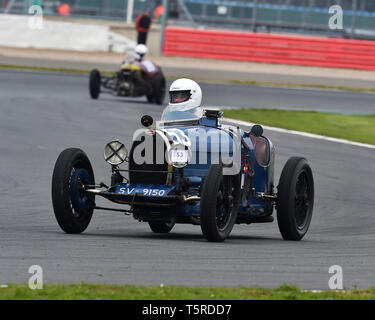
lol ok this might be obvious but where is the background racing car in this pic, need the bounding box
[89,44,166,105]
[52,79,314,242]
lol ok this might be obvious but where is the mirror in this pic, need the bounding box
[250,124,263,137]
[141,115,153,127]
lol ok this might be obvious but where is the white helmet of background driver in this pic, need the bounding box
[168,78,202,113]
[134,44,148,60]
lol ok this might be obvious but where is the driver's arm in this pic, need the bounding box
[122,54,135,65]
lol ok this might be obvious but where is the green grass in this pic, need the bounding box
[224,109,375,145]
[228,79,375,93]
[0,283,374,300]
[0,64,113,76]
[0,63,89,74]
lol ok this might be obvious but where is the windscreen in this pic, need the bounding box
[161,111,198,121]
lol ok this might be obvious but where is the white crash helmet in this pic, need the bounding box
[134,44,148,60]
[168,78,202,114]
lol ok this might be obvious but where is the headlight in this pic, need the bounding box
[104,140,127,166]
[167,143,192,168]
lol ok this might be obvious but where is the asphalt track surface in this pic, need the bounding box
[3,55,375,90]
[0,70,374,289]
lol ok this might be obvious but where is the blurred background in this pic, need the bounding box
[1,0,375,39]
[1,1,375,74]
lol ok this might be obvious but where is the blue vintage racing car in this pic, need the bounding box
[52,79,314,242]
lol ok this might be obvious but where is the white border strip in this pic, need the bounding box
[222,118,375,150]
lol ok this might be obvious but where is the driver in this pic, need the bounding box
[134,44,148,62]
[122,44,148,64]
[162,78,203,119]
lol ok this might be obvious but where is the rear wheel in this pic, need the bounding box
[277,157,314,240]
[52,148,95,234]
[89,69,101,99]
[148,221,175,233]
[200,164,240,242]
[152,73,166,105]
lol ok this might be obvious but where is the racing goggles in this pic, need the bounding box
[169,90,191,104]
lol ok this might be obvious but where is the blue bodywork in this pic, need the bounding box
[98,114,275,223]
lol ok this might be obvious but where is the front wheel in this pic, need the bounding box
[89,69,101,99]
[200,164,240,242]
[277,157,314,241]
[152,73,166,105]
[146,94,154,103]
[51,148,95,234]
[148,221,175,233]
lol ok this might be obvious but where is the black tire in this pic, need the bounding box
[200,164,241,242]
[277,157,314,241]
[148,221,175,233]
[89,69,101,99]
[152,73,166,105]
[52,148,95,234]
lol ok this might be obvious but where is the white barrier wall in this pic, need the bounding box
[0,14,135,52]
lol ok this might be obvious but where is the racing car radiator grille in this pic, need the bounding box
[129,135,169,185]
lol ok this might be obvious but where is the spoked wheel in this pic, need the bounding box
[148,221,175,233]
[52,148,95,234]
[277,157,314,240]
[200,164,240,242]
[89,69,101,99]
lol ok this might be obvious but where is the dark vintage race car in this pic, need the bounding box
[51,109,314,242]
[89,58,166,105]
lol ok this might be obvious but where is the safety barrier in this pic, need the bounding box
[0,14,135,53]
[163,27,375,70]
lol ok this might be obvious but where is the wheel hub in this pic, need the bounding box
[69,168,93,217]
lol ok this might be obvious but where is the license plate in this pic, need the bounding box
[118,186,169,197]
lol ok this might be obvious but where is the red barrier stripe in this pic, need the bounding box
[164,39,375,61]
[163,27,375,70]
[165,34,375,57]
[165,29,375,57]
[165,27,375,47]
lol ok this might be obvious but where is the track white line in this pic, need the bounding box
[222,118,375,150]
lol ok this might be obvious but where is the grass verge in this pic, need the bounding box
[0,63,89,74]
[0,283,374,300]
[0,64,113,76]
[1,64,374,93]
[228,79,375,93]
[224,109,375,145]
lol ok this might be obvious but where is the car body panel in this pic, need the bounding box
[97,114,275,222]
